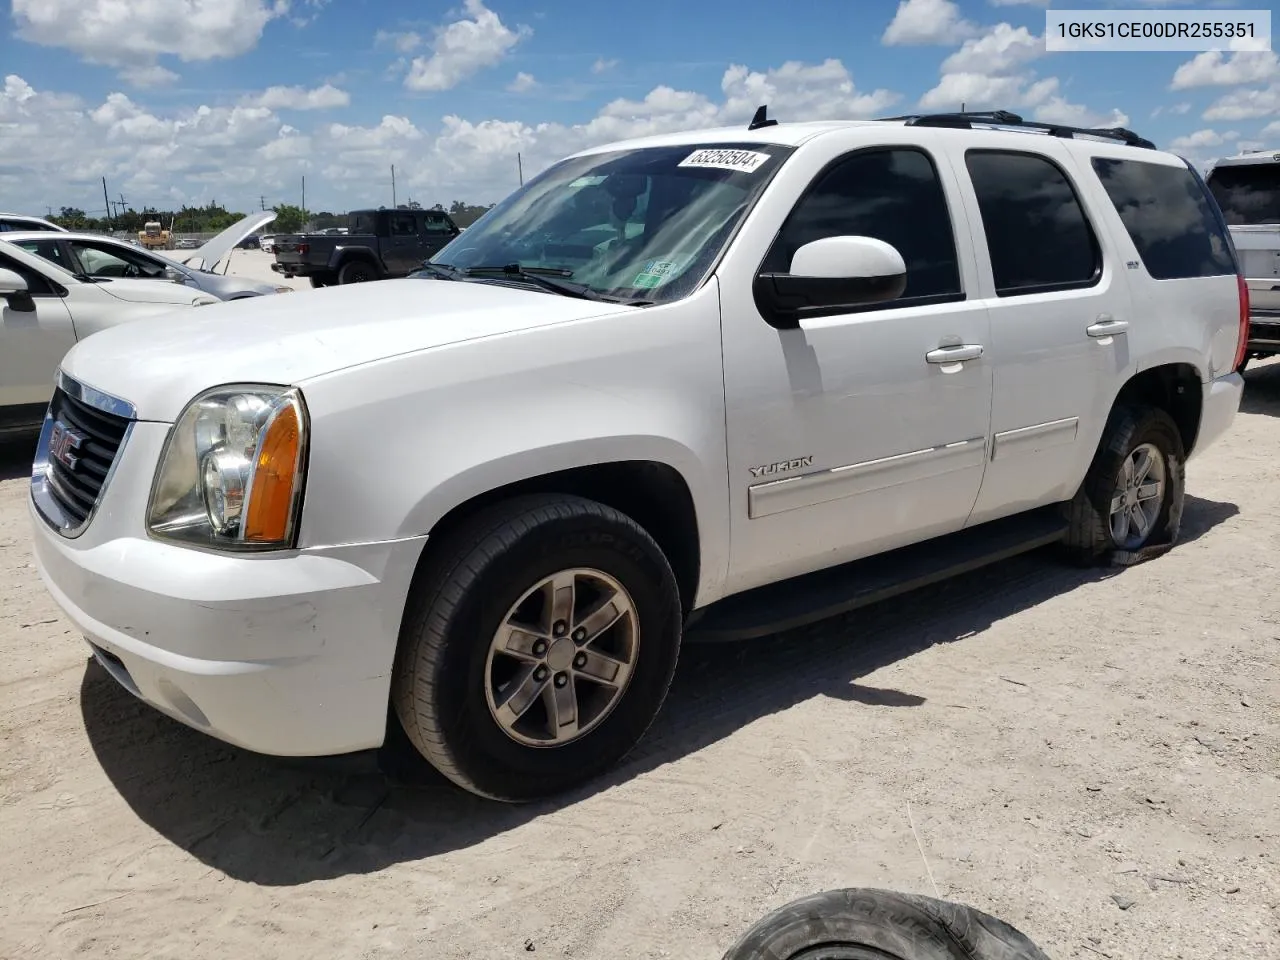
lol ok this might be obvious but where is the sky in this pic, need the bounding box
[1,0,1277,216]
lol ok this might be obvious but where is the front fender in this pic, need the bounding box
[294,281,731,606]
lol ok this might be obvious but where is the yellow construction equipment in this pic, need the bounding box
[138,220,170,250]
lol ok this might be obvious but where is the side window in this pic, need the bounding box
[11,239,73,274]
[423,214,454,235]
[390,213,417,236]
[69,241,164,278]
[762,147,962,302]
[965,150,1100,296]
[1091,157,1236,280]
[0,251,55,295]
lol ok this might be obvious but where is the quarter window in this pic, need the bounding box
[762,147,962,302]
[1092,157,1236,280]
[390,213,417,236]
[965,150,1101,296]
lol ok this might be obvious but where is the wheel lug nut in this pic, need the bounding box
[573,652,587,669]
[552,620,568,636]
[534,666,548,681]
[571,628,587,642]
[532,640,547,656]
[554,672,568,688]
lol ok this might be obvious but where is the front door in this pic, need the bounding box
[385,211,425,273]
[718,144,994,595]
[0,248,77,417]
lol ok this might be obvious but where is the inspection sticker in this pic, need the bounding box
[677,148,771,174]
[632,258,679,289]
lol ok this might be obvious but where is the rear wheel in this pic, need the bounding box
[309,274,332,288]
[1064,404,1185,565]
[392,494,683,802]
[337,260,378,284]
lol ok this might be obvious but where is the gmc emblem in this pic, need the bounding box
[49,420,87,471]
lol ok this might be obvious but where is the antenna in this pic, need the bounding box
[748,105,777,131]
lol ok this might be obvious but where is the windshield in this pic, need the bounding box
[425,142,794,303]
[1206,162,1280,225]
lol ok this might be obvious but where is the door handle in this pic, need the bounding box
[926,344,984,364]
[1086,317,1129,338]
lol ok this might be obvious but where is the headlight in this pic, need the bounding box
[146,384,308,551]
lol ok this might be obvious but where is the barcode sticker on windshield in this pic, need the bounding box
[678,149,771,174]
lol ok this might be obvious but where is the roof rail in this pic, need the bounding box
[877,110,1156,150]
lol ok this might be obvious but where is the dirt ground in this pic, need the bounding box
[0,352,1276,960]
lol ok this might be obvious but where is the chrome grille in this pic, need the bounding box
[31,372,136,537]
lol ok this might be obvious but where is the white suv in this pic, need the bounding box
[28,109,1247,802]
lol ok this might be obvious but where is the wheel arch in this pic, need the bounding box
[327,246,381,273]
[1110,362,1203,455]
[406,454,705,619]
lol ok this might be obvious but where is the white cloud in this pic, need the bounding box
[988,0,1050,5]
[883,0,979,45]
[1262,120,1280,137]
[1204,83,1280,121]
[941,24,1044,75]
[11,0,285,66]
[1152,102,1192,117]
[1032,97,1129,129]
[1168,129,1228,151]
[244,84,351,110]
[592,58,619,74]
[507,72,538,94]
[117,64,181,89]
[404,0,531,92]
[1171,51,1280,90]
[375,30,423,54]
[0,60,897,215]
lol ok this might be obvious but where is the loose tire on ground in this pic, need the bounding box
[391,493,683,802]
[337,260,378,284]
[1063,404,1186,566]
[721,888,1052,960]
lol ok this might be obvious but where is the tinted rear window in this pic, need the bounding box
[1091,157,1235,280]
[1205,162,1280,225]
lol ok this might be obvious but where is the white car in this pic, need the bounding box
[4,213,292,302]
[0,212,66,233]
[30,109,1246,802]
[0,240,220,437]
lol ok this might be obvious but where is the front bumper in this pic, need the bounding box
[1189,372,1244,461]
[29,420,427,757]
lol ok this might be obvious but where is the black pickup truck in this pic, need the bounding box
[271,208,461,286]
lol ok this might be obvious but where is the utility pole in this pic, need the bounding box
[301,176,307,228]
[102,177,112,230]
[517,152,523,187]
[391,164,397,207]
[260,195,266,211]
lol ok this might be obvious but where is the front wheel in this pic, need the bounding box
[391,494,683,802]
[1064,404,1186,566]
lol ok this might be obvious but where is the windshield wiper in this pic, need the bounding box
[415,261,464,280]
[462,263,611,302]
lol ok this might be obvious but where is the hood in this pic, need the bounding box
[60,278,633,421]
[190,271,289,299]
[170,211,276,273]
[96,278,218,307]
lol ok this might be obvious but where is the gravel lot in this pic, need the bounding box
[0,291,1276,959]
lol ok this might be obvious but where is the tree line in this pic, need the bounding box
[47,199,496,235]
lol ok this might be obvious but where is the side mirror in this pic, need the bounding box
[0,267,35,312]
[753,236,907,330]
[163,266,190,284]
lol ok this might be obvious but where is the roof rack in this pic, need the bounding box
[877,110,1156,150]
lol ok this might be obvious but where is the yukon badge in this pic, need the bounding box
[749,456,813,479]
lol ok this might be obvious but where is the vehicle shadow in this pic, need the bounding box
[0,436,36,482]
[79,494,1239,887]
[1241,361,1280,416]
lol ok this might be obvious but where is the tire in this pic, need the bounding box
[392,493,683,802]
[309,275,331,288]
[721,888,1052,960]
[337,260,378,284]
[1063,404,1185,566]
[1236,356,1250,374]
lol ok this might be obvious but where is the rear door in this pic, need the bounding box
[957,140,1131,525]
[0,246,77,415]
